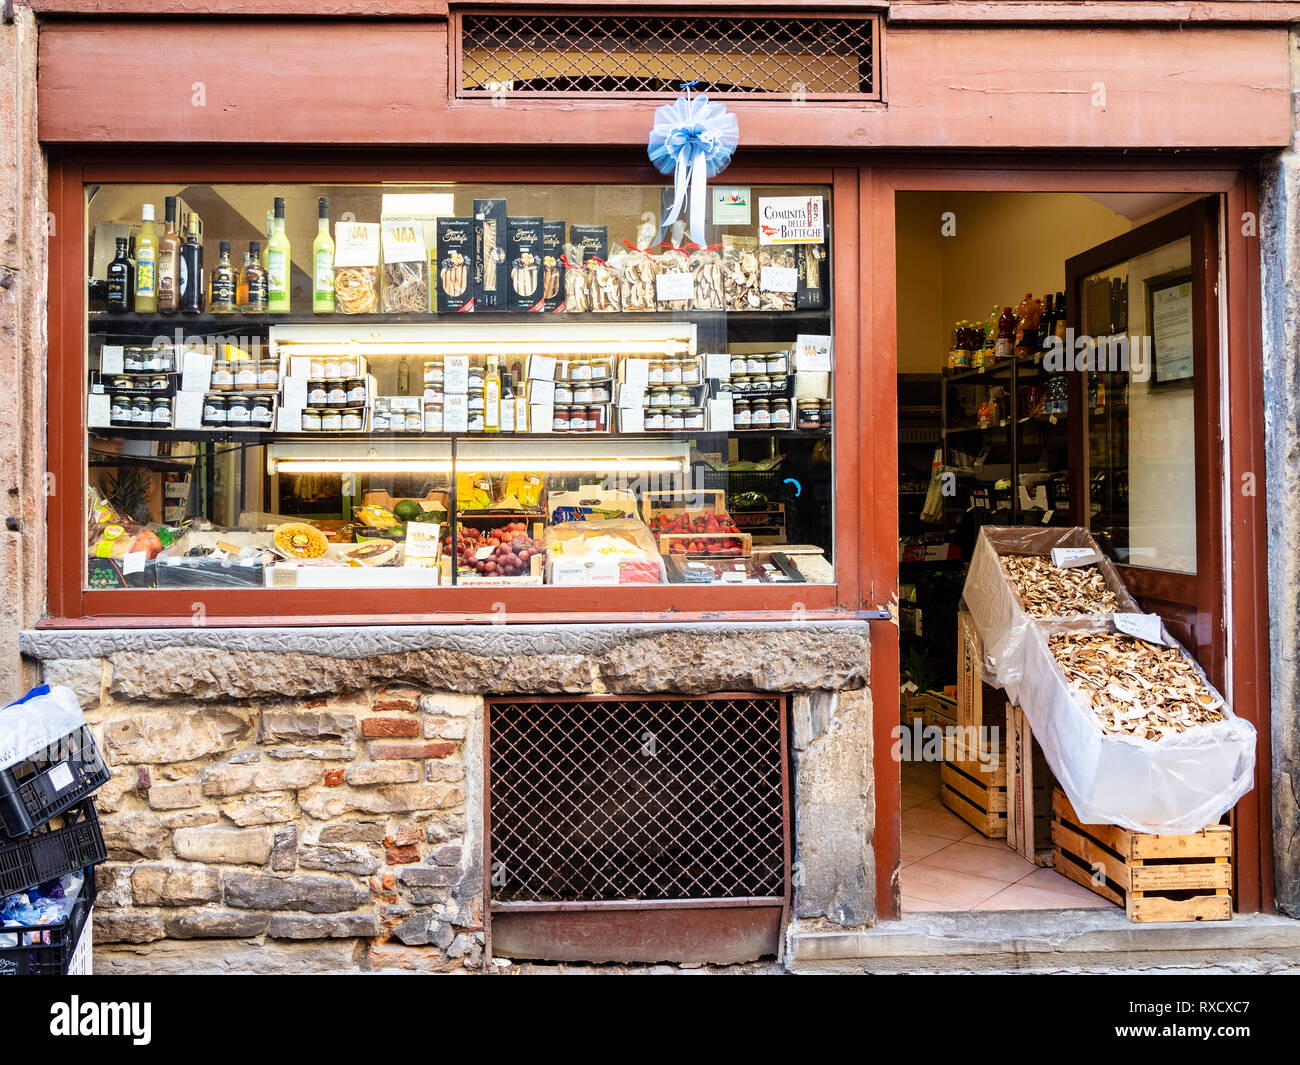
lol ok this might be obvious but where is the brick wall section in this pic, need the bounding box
[85,683,484,972]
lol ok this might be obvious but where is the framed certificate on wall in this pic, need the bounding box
[1146,271,1195,388]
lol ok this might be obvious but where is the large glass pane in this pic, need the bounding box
[84,181,835,592]
[1081,236,1196,574]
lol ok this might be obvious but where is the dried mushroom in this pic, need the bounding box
[1000,554,1120,617]
[1049,632,1225,740]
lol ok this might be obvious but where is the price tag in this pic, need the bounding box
[621,357,649,387]
[722,569,747,582]
[704,353,732,379]
[174,391,204,430]
[444,355,470,394]
[100,345,125,375]
[474,545,495,561]
[1051,547,1103,568]
[46,763,74,793]
[760,265,797,293]
[86,393,111,428]
[1114,612,1165,645]
[527,353,556,382]
[655,272,693,302]
[1049,414,1058,425]
[122,550,148,574]
[707,395,734,432]
[181,349,215,393]
[530,379,555,404]
[1041,509,1054,524]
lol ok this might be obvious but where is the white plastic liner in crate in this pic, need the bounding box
[67,913,92,975]
[962,526,1256,835]
[0,686,87,772]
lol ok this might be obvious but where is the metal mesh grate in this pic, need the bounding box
[457,12,878,100]
[488,694,787,902]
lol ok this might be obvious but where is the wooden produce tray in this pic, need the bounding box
[940,734,1007,839]
[641,488,751,558]
[1050,788,1233,923]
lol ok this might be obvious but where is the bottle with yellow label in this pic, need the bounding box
[134,203,158,314]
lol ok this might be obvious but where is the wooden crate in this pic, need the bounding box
[641,489,752,558]
[922,690,957,732]
[957,611,1005,754]
[940,734,1007,838]
[1050,788,1233,923]
[1006,703,1056,867]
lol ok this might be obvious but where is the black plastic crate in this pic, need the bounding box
[0,724,110,839]
[0,801,107,898]
[0,865,96,975]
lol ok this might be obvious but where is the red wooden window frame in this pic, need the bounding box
[47,158,865,626]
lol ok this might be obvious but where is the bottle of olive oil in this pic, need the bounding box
[241,241,267,313]
[312,196,334,313]
[134,204,158,314]
[484,355,502,433]
[266,197,291,313]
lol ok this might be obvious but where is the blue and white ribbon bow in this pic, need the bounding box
[647,88,739,246]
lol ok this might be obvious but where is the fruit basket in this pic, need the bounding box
[440,520,546,585]
[640,490,753,558]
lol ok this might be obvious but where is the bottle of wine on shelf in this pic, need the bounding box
[266,197,291,313]
[210,241,237,313]
[134,204,158,314]
[156,196,181,313]
[180,215,204,314]
[106,237,133,313]
[484,355,502,433]
[312,196,334,314]
[241,241,267,313]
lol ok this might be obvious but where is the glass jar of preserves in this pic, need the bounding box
[648,387,670,407]
[322,409,344,433]
[467,363,485,391]
[323,356,342,380]
[405,410,424,432]
[123,347,148,373]
[309,356,326,379]
[729,354,747,375]
[732,375,751,394]
[423,384,444,405]
[226,395,251,426]
[249,394,274,427]
[734,399,752,428]
[552,406,571,433]
[645,409,665,431]
[211,362,235,391]
[771,399,791,429]
[766,351,788,375]
[648,360,665,385]
[203,395,227,425]
[257,361,280,389]
[586,405,606,433]
[663,409,684,431]
[326,382,348,408]
[146,375,169,392]
[370,408,388,432]
[819,399,832,428]
[233,361,258,391]
[346,378,367,406]
[301,408,322,432]
[668,387,691,408]
[338,351,360,378]
[307,379,328,406]
[131,396,153,424]
[683,407,705,431]
[746,355,765,375]
[553,383,574,405]
[572,383,594,405]
[108,376,134,393]
[341,407,364,432]
[110,394,133,425]
[570,407,589,433]
[466,391,485,415]
[590,355,612,380]
[680,359,701,385]
[591,383,612,404]
[423,406,443,433]
[570,358,592,382]
[662,359,683,385]
[424,360,444,385]
[751,399,771,428]
[797,400,821,430]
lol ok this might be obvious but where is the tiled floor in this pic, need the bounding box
[899,759,1117,914]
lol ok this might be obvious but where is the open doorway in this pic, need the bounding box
[893,190,1216,914]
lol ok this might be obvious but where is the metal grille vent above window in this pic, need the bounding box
[455,12,879,101]
[487,694,788,903]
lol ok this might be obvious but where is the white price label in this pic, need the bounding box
[443,393,468,432]
[474,545,495,561]
[1051,547,1103,569]
[100,345,125,375]
[1113,612,1166,645]
[122,550,148,574]
[760,265,798,293]
[46,762,75,793]
[655,271,693,302]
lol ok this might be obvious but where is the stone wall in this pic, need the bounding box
[24,622,874,972]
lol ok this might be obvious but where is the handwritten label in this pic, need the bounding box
[1113,612,1165,645]
[443,393,468,432]
[760,265,798,293]
[100,345,125,375]
[655,271,694,303]
[1051,547,1103,569]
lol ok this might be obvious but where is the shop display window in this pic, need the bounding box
[83,181,836,594]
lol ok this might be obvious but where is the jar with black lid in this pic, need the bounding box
[203,395,227,426]
[249,394,274,427]
[226,395,251,426]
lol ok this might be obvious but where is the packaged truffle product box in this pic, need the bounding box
[541,220,566,313]
[473,198,508,310]
[506,216,544,312]
[797,244,829,310]
[568,224,608,265]
[436,217,476,313]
